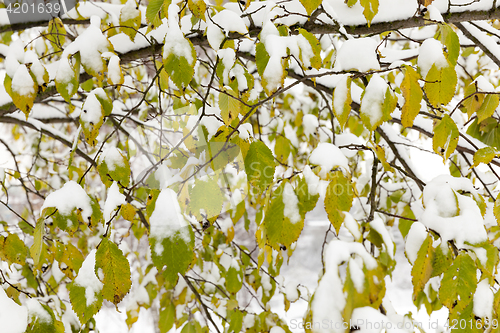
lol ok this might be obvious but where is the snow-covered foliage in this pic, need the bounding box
[2,0,500,332]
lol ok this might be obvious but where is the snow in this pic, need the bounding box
[211,9,248,35]
[283,182,301,224]
[417,39,448,78]
[149,188,190,254]
[99,147,126,171]
[80,93,103,125]
[285,281,299,302]
[461,21,500,67]
[349,257,365,293]
[11,65,35,97]
[473,279,493,319]
[108,56,123,85]
[0,287,28,333]
[404,222,427,264]
[303,114,318,137]
[270,327,286,333]
[74,249,103,307]
[41,180,93,222]
[333,75,351,117]
[120,0,140,22]
[104,182,126,223]
[334,38,380,72]
[420,175,487,248]
[360,74,388,128]
[370,218,395,259]
[26,298,52,323]
[163,4,194,65]
[303,165,320,196]
[309,143,349,178]
[312,241,377,333]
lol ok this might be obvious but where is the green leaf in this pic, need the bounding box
[472,146,498,168]
[439,252,477,312]
[0,232,28,266]
[494,192,500,225]
[332,76,352,130]
[120,0,142,42]
[9,65,38,118]
[275,135,291,163]
[244,141,275,191]
[97,148,131,187]
[69,251,103,324]
[159,294,176,333]
[296,175,319,217]
[324,171,354,233]
[95,238,132,305]
[360,0,379,26]
[163,37,196,89]
[150,228,195,285]
[226,266,243,294]
[55,53,80,103]
[146,0,168,28]
[436,24,460,65]
[299,0,321,15]
[55,242,84,279]
[401,66,423,128]
[46,17,66,51]
[188,0,206,20]
[30,218,44,267]
[297,28,322,70]
[262,181,304,250]
[219,88,241,125]
[26,303,64,333]
[477,94,499,123]
[255,42,270,78]
[466,117,500,150]
[228,309,244,333]
[188,176,224,220]
[360,80,396,131]
[424,63,457,107]
[463,82,483,118]
[432,114,459,160]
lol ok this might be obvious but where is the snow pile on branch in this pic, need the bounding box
[41,181,93,222]
[309,143,349,178]
[420,175,487,248]
[334,38,380,72]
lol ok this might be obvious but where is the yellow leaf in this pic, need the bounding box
[401,66,423,128]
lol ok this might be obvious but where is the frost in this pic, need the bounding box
[41,181,93,222]
[283,182,300,224]
[334,38,380,72]
[360,74,387,128]
[473,279,493,319]
[309,142,349,178]
[418,39,448,78]
[74,250,103,307]
[150,188,190,253]
[103,182,126,223]
[0,286,28,333]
